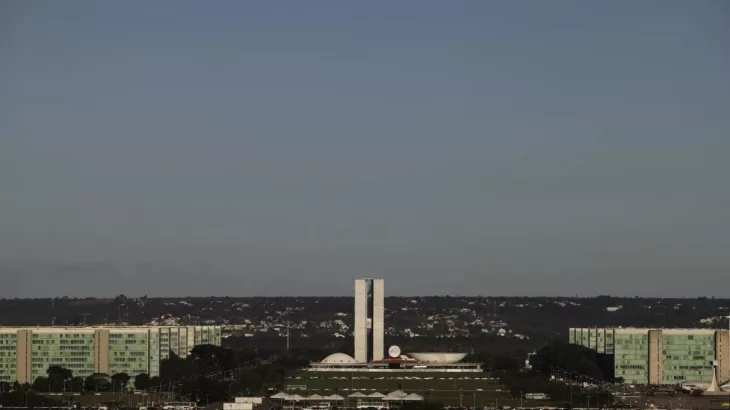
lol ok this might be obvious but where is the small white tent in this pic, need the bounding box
[348,392,368,398]
[403,393,424,401]
[384,390,409,401]
[289,394,305,401]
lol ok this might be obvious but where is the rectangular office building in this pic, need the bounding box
[0,326,221,384]
[569,327,729,385]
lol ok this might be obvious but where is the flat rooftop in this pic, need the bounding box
[307,362,484,373]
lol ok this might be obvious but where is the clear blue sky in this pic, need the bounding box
[1,1,729,297]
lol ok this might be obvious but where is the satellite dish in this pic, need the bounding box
[388,345,401,358]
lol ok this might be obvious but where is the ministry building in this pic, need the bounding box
[0,326,221,384]
[569,327,729,385]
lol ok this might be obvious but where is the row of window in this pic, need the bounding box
[33,334,88,339]
[669,365,713,370]
[113,357,142,362]
[663,352,714,357]
[663,355,712,361]
[59,345,91,351]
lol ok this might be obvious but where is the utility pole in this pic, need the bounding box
[570,384,573,407]
[286,321,290,350]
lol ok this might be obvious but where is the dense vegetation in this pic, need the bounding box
[2,294,723,407]
[474,342,614,408]
[0,342,617,408]
[1,295,727,342]
[0,345,311,407]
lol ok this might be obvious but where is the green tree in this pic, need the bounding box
[46,365,73,392]
[190,344,236,372]
[111,373,131,392]
[70,376,85,393]
[530,342,606,381]
[150,375,161,387]
[576,357,604,381]
[160,352,196,383]
[84,373,110,392]
[134,373,152,390]
[31,376,49,393]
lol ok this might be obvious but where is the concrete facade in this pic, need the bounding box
[0,326,221,384]
[93,329,110,375]
[15,329,32,386]
[716,330,729,384]
[353,278,385,363]
[570,327,730,385]
[372,279,385,362]
[354,279,369,363]
[648,329,663,385]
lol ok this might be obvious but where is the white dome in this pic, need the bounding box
[321,353,358,364]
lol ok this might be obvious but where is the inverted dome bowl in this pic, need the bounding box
[408,352,467,364]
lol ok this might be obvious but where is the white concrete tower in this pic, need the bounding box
[353,278,385,363]
[354,279,369,363]
[372,278,385,361]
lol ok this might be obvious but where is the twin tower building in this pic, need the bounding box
[354,278,385,363]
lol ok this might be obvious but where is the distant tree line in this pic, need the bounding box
[0,345,312,406]
[495,342,616,407]
[2,295,728,342]
[0,342,627,409]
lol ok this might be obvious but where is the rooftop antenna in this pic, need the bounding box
[80,313,91,326]
[286,321,290,350]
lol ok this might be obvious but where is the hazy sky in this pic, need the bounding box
[1,1,729,298]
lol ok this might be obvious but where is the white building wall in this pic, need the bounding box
[372,279,385,361]
[234,398,263,404]
[354,279,368,363]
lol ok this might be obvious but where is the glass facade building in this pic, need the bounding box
[0,326,221,384]
[569,328,729,385]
